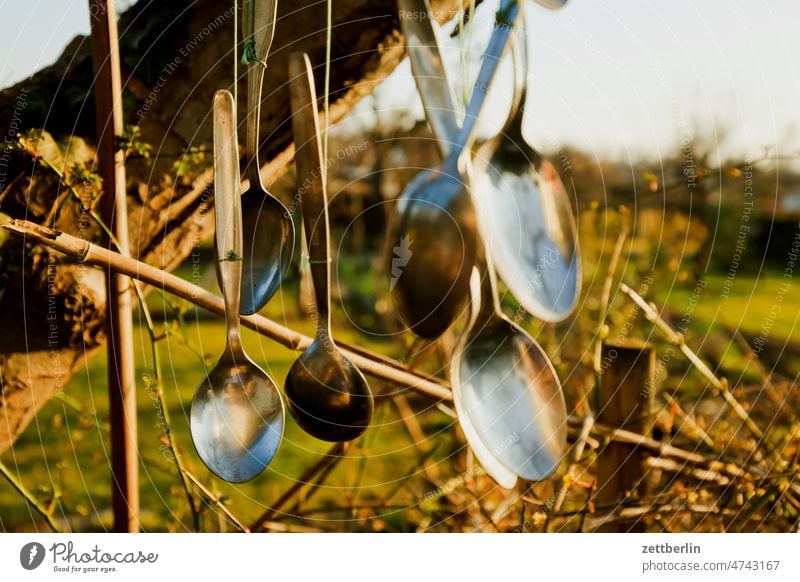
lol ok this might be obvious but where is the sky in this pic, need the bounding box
[1,0,798,162]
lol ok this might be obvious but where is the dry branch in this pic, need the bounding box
[619,282,764,439]
[3,219,451,402]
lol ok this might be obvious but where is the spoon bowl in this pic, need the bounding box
[285,341,373,442]
[390,158,477,339]
[191,356,284,482]
[241,188,294,314]
[453,270,567,480]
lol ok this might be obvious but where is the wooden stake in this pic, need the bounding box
[595,339,654,532]
[89,0,139,532]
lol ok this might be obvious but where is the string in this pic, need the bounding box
[323,0,332,175]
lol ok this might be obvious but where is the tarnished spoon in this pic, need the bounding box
[473,2,580,321]
[190,90,284,483]
[284,52,374,442]
[389,0,520,339]
[240,0,294,315]
[451,244,567,482]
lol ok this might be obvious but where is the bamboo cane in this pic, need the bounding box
[88,0,138,532]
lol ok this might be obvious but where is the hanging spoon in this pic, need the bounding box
[473,2,580,321]
[451,243,568,482]
[389,0,520,339]
[284,52,374,442]
[398,0,461,157]
[240,0,295,315]
[399,0,517,488]
[190,90,285,483]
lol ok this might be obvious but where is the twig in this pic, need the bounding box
[0,459,62,532]
[594,208,630,374]
[56,383,242,532]
[283,451,348,520]
[258,521,324,533]
[132,275,200,530]
[3,219,451,402]
[551,415,594,517]
[578,481,596,533]
[662,393,718,451]
[250,442,347,530]
[584,501,734,531]
[645,456,731,486]
[182,471,250,532]
[568,416,800,507]
[619,282,764,439]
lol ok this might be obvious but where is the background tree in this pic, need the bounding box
[0,0,470,453]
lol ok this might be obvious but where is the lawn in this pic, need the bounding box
[2,260,797,532]
[655,271,799,342]
[0,278,456,532]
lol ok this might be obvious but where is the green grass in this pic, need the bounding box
[654,271,799,341]
[0,281,453,532]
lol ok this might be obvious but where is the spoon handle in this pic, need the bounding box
[399,0,461,155]
[288,52,331,334]
[502,0,527,137]
[455,0,520,155]
[213,90,245,353]
[243,0,279,186]
[474,246,502,325]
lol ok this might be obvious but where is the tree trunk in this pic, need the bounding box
[0,0,467,453]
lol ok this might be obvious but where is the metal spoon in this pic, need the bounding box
[451,244,568,482]
[240,0,295,315]
[398,0,461,157]
[284,52,374,442]
[389,0,520,339]
[399,0,517,488]
[190,90,285,483]
[473,2,580,321]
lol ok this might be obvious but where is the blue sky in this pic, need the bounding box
[1,0,798,161]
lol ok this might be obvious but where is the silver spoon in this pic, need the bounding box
[400,0,517,488]
[398,0,461,157]
[451,243,568,482]
[284,52,374,442]
[473,2,580,321]
[240,0,295,315]
[190,90,285,483]
[389,0,520,339]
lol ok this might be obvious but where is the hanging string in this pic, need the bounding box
[322,0,332,174]
[241,0,266,66]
